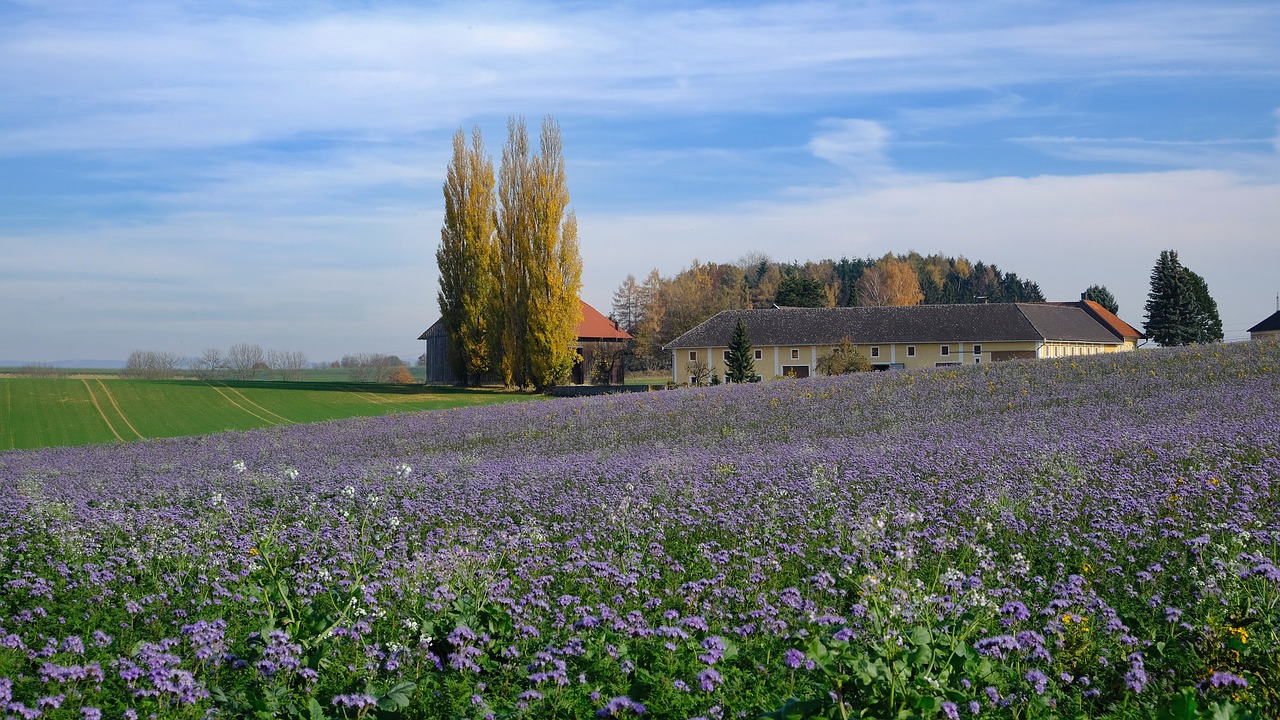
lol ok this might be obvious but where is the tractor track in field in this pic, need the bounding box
[204,383,287,426]
[323,383,394,405]
[81,379,141,441]
[216,383,294,424]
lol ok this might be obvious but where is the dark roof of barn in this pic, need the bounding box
[1249,310,1280,333]
[663,303,1124,349]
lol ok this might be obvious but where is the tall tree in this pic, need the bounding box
[857,256,924,307]
[1144,250,1199,346]
[1084,284,1119,314]
[437,127,496,386]
[611,274,643,335]
[1184,269,1223,343]
[774,274,826,307]
[724,318,756,383]
[496,117,534,387]
[500,116,582,390]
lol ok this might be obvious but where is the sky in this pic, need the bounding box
[2,0,1278,363]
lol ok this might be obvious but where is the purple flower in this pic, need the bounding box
[1025,669,1049,695]
[1203,672,1248,690]
[597,695,646,717]
[784,648,806,669]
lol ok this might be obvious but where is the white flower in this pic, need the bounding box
[283,467,299,481]
[342,485,356,499]
[395,463,413,478]
[232,460,246,473]
[209,493,224,507]
[389,516,402,529]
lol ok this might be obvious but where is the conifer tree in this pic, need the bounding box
[1144,250,1199,346]
[1083,284,1119,314]
[437,127,496,385]
[724,318,756,383]
[1183,269,1223,343]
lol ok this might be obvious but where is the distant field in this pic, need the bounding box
[0,378,535,450]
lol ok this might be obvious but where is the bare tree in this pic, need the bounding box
[267,349,308,381]
[190,348,227,380]
[226,343,265,380]
[124,350,182,379]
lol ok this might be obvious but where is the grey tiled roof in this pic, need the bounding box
[1249,310,1280,333]
[663,303,1124,349]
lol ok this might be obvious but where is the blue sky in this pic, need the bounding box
[2,0,1278,362]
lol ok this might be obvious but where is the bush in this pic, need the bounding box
[816,337,871,375]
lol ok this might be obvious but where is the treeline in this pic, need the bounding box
[612,252,1045,369]
[121,346,415,383]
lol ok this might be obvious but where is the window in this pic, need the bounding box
[973,345,982,355]
[754,349,762,360]
[975,357,981,365]
[940,345,950,356]
[791,349,799,359]
[689,351,697,362]
[723,350,731,361]
[870,347,880,358]
[906,346,916,357]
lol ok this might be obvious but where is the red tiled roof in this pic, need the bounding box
[577,299,631,340]
[1077,300,1145,340]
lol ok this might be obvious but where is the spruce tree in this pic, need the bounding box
[1083,284,1119,314]
[1143,250,1198,346]
[724,318,756,383]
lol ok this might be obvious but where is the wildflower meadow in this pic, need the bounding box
[1,341,1277,719]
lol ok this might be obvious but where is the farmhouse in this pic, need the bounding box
[664,298,1144,383]
[419,299,631,385]
[1248,310,1280,341]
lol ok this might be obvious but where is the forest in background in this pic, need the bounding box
[612,252,1046,369]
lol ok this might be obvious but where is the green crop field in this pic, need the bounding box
[0,378,537,450]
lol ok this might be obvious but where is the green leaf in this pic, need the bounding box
[759,697,831,720]
[375,680,417,711]
[1157,687,1199,720]
[307,697,327,720]
[909,626,933,647]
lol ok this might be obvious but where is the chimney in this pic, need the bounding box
[1081,292,1087,301]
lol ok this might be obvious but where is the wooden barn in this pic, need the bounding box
[419,300,631,386]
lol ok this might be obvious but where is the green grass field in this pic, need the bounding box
[0,378,536,450]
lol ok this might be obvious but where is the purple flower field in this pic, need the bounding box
[2,341,1278,719]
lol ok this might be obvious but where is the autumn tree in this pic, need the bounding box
[437,126,497,386]
[495,116,582,390]
[856,256,924,307]
[816,338,871,375]
[525,117,583,390]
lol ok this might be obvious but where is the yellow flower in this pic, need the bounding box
[248,547,259,557]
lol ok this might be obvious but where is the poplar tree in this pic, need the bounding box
[526,117,583,390]
[496,115,582,389]
[437,127,496,385]
[496,117,533,388]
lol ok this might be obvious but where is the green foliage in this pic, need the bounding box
[590,352,615,386]
[815,338,871,375]
[725,318,757,383]
[1085,284,1120,314]
[775,274,826,308]
[1145,250,1223,346]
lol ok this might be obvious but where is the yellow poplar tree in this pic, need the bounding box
[526,116,582,390]
[496,115,582,389]
[437,127,496,385]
